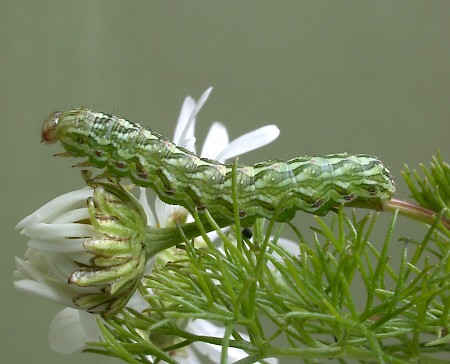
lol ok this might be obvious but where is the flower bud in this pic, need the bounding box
[14,183,149,318]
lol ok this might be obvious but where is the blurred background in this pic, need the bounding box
[1,1,448,363]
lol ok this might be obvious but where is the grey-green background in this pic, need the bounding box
[1,1,449,363]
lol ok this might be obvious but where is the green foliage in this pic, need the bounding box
[87,154,450,363]
[402,151,450,219]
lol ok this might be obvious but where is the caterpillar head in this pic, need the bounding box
[42,109,94,157]
[41,111,61,144]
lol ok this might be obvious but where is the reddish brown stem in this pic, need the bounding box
[386,198,450,232]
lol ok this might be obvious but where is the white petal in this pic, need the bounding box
[216,125,280,162]
[154,197,170,227]
[154,198,188,227]
[276,237,300,255]
[49,308,101,353]
[14,278,74,307]
[187,319,229,337]
[63,252,95,267]
[27,237,87,253]
[179,136,197,152]
[265,237,300,274]
[186,320,278,363]
[173,96,196,144]
[177,88,213,151]
[16,188,92,229]
[139,188,157,227]
[196,87,213,112]
[186,319,232,362]
[127,287,151,312]
[51,208,90,224]
[15,256,49,283]
[23,223,97,240]
[173,347,202,364]
[193,340,246,363]
[200,122,229,159]
[172,95,198,150]
[193,340,278,364]
[15,253,78,286]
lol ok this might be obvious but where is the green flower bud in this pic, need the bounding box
[70,183,149,317]
[15,183,150,318]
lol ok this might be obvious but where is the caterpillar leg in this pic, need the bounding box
[81,169,116,185]
[53,152,73,157]
[73,160,93,168]
[270,192,296,222]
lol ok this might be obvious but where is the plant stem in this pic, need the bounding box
[386,198,450,232]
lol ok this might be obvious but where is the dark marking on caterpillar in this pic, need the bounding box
[42,108,395,224]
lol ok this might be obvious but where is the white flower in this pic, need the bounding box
[14,185,152,353]
[14,185,150,318]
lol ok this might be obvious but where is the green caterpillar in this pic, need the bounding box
[42,108,395,224]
